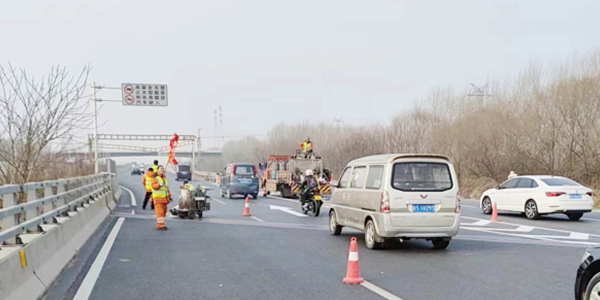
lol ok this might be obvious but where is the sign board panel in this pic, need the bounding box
[121,83,168,106]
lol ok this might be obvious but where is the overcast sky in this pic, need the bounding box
[1,0,599,149]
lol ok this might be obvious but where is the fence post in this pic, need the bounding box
[0,185,19,244]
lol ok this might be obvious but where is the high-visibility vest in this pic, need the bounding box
[187,185,195,192]
[152,176,169,199]
[302,142,312,152]
[152,165,159,172]
[145,174,153,191]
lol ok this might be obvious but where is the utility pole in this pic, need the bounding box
[92,82,99,173]
[333,118,344,128]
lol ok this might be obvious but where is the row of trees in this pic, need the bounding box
[210,50,600,200]
[0,64,92,185]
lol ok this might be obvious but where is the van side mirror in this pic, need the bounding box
[330,180,339,187]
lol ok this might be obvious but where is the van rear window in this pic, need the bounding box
[234,166,255,175]
[392,162,452,191]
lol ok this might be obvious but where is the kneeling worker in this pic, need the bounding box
[151,165,172,230]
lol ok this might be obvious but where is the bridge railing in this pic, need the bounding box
[0,171,120,300]
[0,173,118,245]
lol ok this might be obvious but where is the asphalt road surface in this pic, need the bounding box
[43,168,600,300]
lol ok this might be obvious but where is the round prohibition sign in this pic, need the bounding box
[124,95,135,104]
[124,84,134,94]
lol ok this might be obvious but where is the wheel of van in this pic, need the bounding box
[226,188,232,199]
[567,212,584,221]
[178,212,186,219]
[432,239,450,250]
[329,210,342,235]
[365,219,384,249]
[525,200,540,219]
[252,194,258,200]
[584,272,600,300]
[481,197,492,214]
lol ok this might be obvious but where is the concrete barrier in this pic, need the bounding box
[0,178,118,300]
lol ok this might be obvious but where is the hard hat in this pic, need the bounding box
[305,169,314,176]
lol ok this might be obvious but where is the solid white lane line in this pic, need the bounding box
[74,217,125,300]
[211,198,227,205]
[251,216,265,223]
[361,280,405,300]
[120,185,137,207]
[581,218,600,222]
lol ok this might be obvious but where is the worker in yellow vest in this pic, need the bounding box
[151,165,172,230]
[141,167,155,210]
[151,160,159,172]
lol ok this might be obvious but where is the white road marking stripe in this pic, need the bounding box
[361,280,405,300]
[269,205,309,217]
[267,195,298,203]
[581,218,600,222]
[460,216,600,238]
[74,217,125,300]
[515,226,534,232]
[462,227,598,245]
[211,198,227,205]
[348,251,359,261]
[470,220,491,226]
[120,185,137,207]
[570,232,590,239]
[251,216,265,223]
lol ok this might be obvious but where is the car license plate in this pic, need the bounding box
[570,194,582,199]
[413,204,435,212]
[239,179,252,184]
[314,195,322,200]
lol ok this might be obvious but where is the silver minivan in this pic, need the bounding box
[328,154,461,250]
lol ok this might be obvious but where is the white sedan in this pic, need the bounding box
[480,176,594,220]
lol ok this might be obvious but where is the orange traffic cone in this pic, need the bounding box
[242,196,251,216]
[491,201,498,223]
[342,237,364,285]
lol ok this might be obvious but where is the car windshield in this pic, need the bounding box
[392,162,452,191]
[178,165,190,172]
[541,178,582,187]
[234,166,255,175]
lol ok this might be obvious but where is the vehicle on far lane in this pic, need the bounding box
[131,163,143,175]
[480,176,594,220]
[575,245,600,300]
[219,163,260,199]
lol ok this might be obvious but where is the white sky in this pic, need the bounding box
[1,0,599,149]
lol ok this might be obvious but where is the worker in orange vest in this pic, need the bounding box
[141,167,155,210]
[151,165,172,230]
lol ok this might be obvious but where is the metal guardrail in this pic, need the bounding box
[0,173,116,245]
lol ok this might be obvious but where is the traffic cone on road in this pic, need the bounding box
[491,201,498,223]
[242,196,251,216]
[342,237,364,285]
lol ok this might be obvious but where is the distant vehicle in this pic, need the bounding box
[130,163,143,175]
[575,245,600,300]
[263,154,330,198]
[480,176,594,220]
[329,154,461,250]
[175,164,192,181]
[219,163,259,199]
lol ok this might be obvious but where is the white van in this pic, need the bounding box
[328,154,461,250]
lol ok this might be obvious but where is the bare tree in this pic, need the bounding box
[0,64,92,184]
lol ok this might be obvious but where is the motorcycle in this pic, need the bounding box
[300,187,323,217]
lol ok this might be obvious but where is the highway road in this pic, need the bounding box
[43,168,600,300]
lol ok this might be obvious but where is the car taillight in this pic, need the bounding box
[380,191,390,213]
[587,191,595,197]
[455,194,461,213]
[545,192,565,197]
[231,165,236,180]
